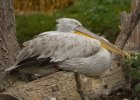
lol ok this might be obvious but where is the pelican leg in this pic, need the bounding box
[74,73,89,100]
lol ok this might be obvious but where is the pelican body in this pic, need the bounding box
[5,18,126,77]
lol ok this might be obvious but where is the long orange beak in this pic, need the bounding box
[74,26,129,57]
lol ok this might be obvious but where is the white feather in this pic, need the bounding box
[59,48,112,77]
[19,31,101,63]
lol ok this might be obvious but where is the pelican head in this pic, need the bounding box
[56,18,129,57]
[56,18,82,32]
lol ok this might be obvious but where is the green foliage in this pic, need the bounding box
[125,53,140,69]
[135,83,140,93]
[124,53,140,80]
[124,53,140,97]
[16,14,57,43]
[16,0,130,43]
[130,69,140,80]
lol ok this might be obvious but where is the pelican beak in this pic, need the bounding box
[74,26,129,57]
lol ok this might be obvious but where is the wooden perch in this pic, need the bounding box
[0,67,127,100]
[0,72,81,100]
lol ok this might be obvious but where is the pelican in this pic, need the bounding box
[5,18,129,77]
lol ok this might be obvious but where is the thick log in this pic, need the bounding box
[0,66,125,100]
[1,72,81,100]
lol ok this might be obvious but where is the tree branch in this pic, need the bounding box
[115,2,140,49]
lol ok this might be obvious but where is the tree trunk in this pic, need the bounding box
[0,0,19,91]
[115,1,140,50]
[124,0,140,52]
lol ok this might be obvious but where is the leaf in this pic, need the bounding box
[130,69,140,80]
[134,83,140,93]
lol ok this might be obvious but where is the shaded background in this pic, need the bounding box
[15,0,131,44]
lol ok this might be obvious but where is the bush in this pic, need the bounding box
[16,14,57,43]
[16,0,130,43]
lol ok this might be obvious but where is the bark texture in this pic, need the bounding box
[1,72,81,100]
[115,0,140,50]
[0,62,126,100]
[124,0,140,52]
[0,0,19,91]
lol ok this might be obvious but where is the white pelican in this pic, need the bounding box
[5,18,129,77]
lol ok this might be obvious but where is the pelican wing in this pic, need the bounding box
[6,31,101,72]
